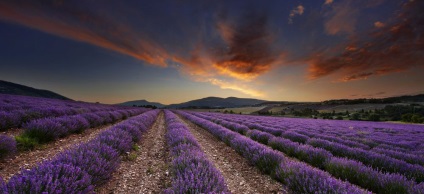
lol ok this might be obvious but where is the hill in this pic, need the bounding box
[166,97,266,109]
[118,99,165,108]
[0,80,71,100]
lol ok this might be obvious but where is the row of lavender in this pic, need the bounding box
[198,112,424,163]
[197,112,424,181]
[207,112,424,155]
[163,110,228,193]
[0,110,159,193]
[0,94,144,130]
[175,111,370,194]
[0,108,147,160]
[190,112,424,193]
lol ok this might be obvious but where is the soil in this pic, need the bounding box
[1,128,24,137]
[0,123,114,181]
[96,111,171,194]
[176,115,288,194]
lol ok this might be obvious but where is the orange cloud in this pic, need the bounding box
[211,11,284,81]
[0,1,170,67]
[308,0,424,81]
[0,1,286,97]
[374,21,385,28]
[289,5,305,24]
[324,0,358,35]
[208,78,264,97]
[324,0,386,35]
[324,0,334,5]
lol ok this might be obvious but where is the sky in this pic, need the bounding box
[0,0,423,104]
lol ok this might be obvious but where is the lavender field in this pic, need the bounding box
[0,94,423,193]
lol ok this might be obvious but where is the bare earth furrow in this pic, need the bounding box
[97,111,171,194]
[177,115,287,194]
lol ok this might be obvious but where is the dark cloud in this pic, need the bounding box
[213,11,283,80]
[308,0,424,81]
[323,0,386,35]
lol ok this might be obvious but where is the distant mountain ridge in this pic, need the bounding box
[165,97,267,109]
[118,99,165,108]
[0,80,71,100]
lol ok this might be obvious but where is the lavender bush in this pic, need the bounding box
[281,131,310,144]
[57,115,90,134]
[2,110,159,192]
[307,138,424,182]
[80,113,104,128]
[176,111,368,194]
[114,123,142,142]
[95,128,133,154]
[6,162,94,193]
[326,157,419,193]
[22,118,66,143]
[0,93,148,131]
[268,136,332,169]
[0,177,6,194]
[0,135,17,160]
[275,160,369,194]
[165,110,229,193]
[0,111,21,130]
[197,112,423,193]
[246,129,274,145]
[52,145,117,186]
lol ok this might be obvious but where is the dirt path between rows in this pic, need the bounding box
[177,115,287,194]
[97,111,171,194]
[1,128,24,137]
[0,123,114,181]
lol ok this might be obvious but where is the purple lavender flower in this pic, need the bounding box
[0,135,17,160]
[0,177,7,194]
[326,157,416,193]
[281,131,310,143]
[6,162,94,193]
[276,161,369,194]
[53,145,117,186]
[94,128,133,154]
[165,110,229,193]
[114,123,142,142]
[176,111,368,193]
[22,118,66,143]
[80,113,104,128]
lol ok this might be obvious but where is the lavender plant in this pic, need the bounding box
[0,135,17,160]
[165,110,229,194]
[6,162,94,194]
[94,128,133,154]
[176,111,368,194]
[2,110,160,192]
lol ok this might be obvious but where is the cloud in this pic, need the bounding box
[324,0,358,35]
[323,0,386,35]
[0,1,170,67]
[207,78,264,97]
[213,11,284,80]
[374,21,385,28]
[340,72,374,82]
[308,0,424,81]
[0,1,287,97]
[289,5,305,24]
[324,0,334,5]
